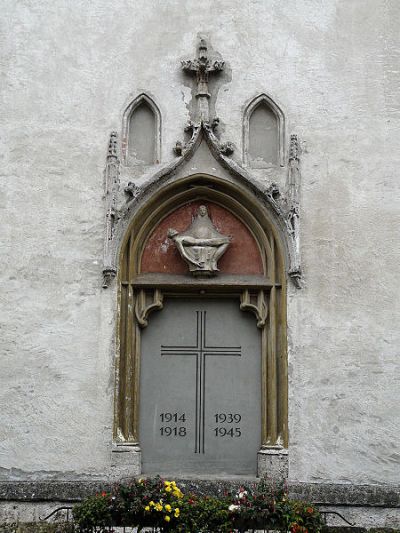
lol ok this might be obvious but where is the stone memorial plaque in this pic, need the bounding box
[140,298,261,476]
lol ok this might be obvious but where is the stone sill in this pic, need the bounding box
[0,481,399,507]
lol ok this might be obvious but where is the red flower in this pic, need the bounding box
[306,507,314,514]
[101,491,107,497]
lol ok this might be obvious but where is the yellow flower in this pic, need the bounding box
[155,503,163,512]
[164,480,171,486]
[173,489,183,499]
[165,486,172,492]
[164,515,171,522]
[174,508,180,517]
[149,501,155,507]
[165,504,172,512]
[144,505,150,512]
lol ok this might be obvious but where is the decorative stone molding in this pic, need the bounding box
[102,40,303,290]
[102,131,120,288]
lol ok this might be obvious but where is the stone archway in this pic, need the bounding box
[114,174,288,476]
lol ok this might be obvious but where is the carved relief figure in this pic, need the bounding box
[167,205,230,276]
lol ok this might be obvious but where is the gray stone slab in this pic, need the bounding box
[140,298,261,475]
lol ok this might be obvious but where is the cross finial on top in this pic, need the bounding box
[181,39,224,122]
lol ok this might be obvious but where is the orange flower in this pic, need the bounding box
[306,506,314,514]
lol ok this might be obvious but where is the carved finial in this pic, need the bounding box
[181,38,224,122]
[107,131,118,159]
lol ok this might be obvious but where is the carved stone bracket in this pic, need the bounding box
[134,289,164,328]
[240,289,268,328]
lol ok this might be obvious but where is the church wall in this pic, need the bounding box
[1,0,399,494]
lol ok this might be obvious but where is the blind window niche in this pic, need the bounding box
[123,94,161,166]
[244,94,284,168]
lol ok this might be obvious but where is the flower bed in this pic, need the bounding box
[72,477,324,532]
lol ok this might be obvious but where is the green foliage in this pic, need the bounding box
[72,492,113,532]
[227,480,325,533]
[175,494,231,533]
[72,476,325,532]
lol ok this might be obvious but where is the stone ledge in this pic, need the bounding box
[0,480,399,508]
[289,483,400,508]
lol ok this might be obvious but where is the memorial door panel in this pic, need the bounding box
[140,298,261,476]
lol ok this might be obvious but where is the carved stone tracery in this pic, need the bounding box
[102,39,302,290]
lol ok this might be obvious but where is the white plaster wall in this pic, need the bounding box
[0,0,399,483]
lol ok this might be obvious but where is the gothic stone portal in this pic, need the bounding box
[140,298,261,476]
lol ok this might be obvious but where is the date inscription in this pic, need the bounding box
[213,413,242,438]
[159,412,187,438]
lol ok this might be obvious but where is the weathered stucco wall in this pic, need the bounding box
[0,0,399,486]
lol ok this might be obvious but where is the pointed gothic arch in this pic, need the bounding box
[114,173,288,474]
[243,93,285,168]
[122,93,161,165]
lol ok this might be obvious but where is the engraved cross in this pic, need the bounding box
[161,310,241,454]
